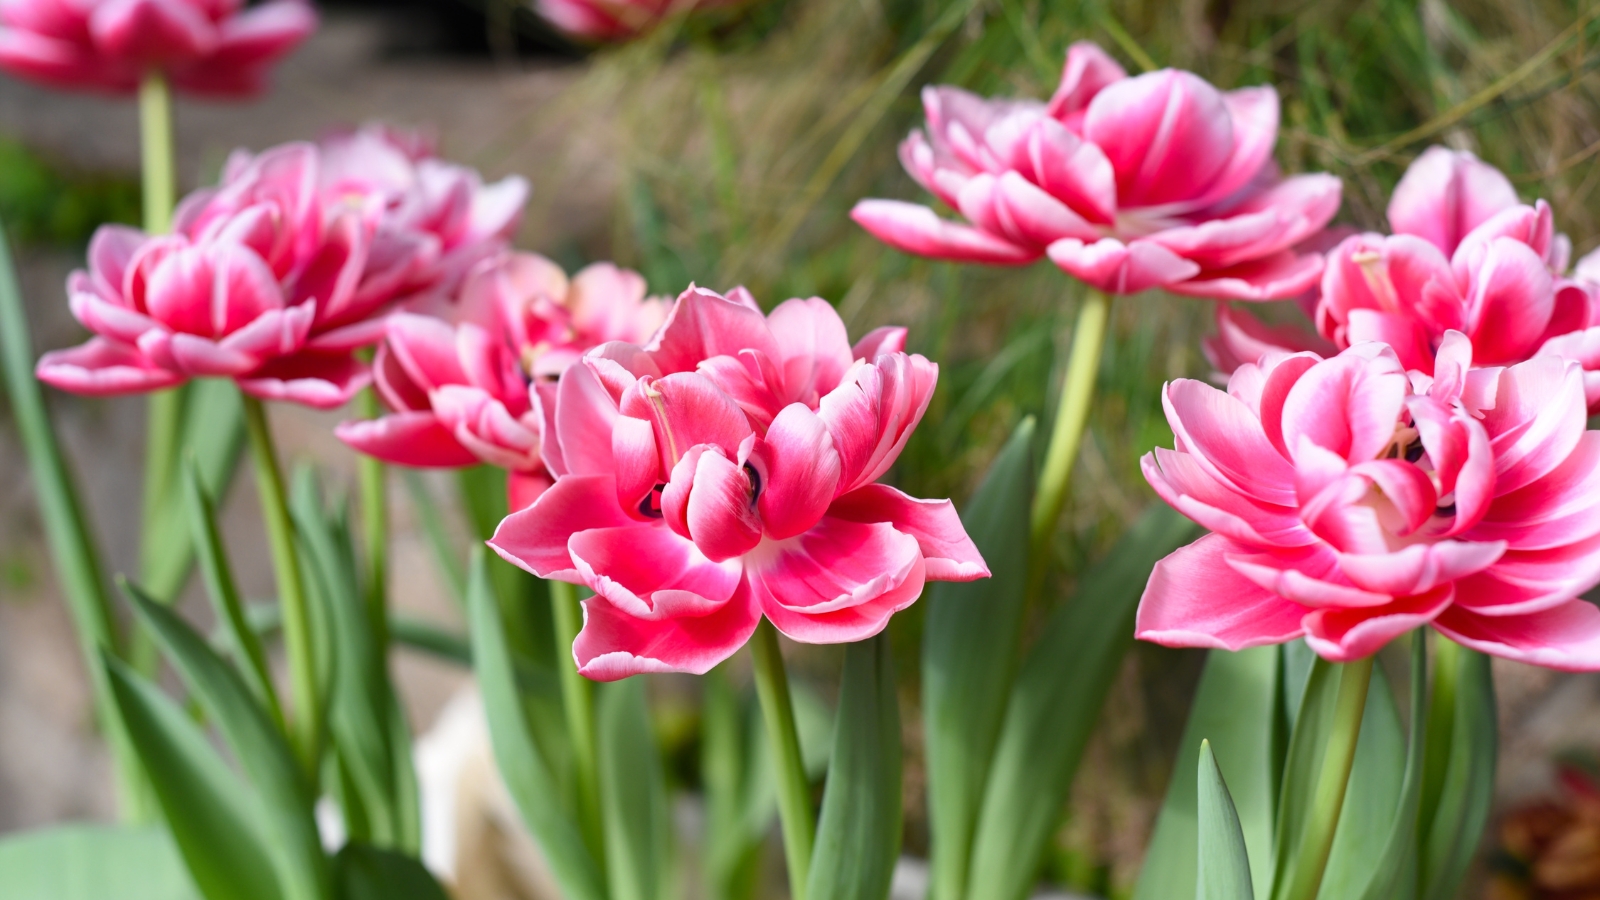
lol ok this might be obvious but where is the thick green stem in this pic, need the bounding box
[1284,656,1375,900]
[550,579,604,864]
[1028,291,1112,573]
[139,72,175,235]
[356,386,388,643]
[750,619,814,900]
[240,394,320,775]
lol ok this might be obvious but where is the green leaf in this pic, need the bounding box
[291,469,418,852]
[120,584,329,900]
[399,470,465,606]
[182,457,280,723]
[1268,653,1406,900]
[143,378,245,603]
[1316,666,1406,899]
[1419,641,1496,900]
[0,824,201,900]
[103,656,282,900]
[921,418,1034,900]
[0,215,135,807]
[329,842,448,900]
[1355,631,1428,900]
[1135,647,1279,900]
[598,678,673,900]
[466,548,607,900]
[702,667,765,900]
[1197,740,1255,900]
[807,633,903,900]
[965,504,1197,900]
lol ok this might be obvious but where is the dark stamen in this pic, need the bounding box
[1405,439,1425,463]
[1435,503,1456,517]
[744,463,762,505]
[638,484,666,519]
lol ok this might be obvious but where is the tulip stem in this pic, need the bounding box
[357,386,388,643]
[750,619,814,900]
[139,71,176,235]
[240,393,320,775]
[550,579,605,865]
[1029,289,1113,574]
[1283,655,1374,900]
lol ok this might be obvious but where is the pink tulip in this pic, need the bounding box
[534,0,738,42]
[1138,333,1600,670]
[335,251,667,510]
[312,125,529,307]
[488,286,987,680]
[0,0,315,96]
[851,41,1341,300]
[36,142,425,408]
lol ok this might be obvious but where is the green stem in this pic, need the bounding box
[356,386,388,644]
[1028,290,1112,572]
[750,619,814,900]
[1284,656,1375,900]
[550,579,605,865]
[139,71,175,235]
[240,393,320,774]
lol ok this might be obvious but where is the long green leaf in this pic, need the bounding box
[1268,656,1336,900]
[1419,642,1496,900]
[702,667,765,900]
[1355,631,1428,900]
[142,378,245,603]
[921,418,1033,900]
[329,842,449,900]
[807,633,903,900]
[120,584,329,900]
[1316,667,1406,899]
[965,504,1197,900]
[1197,740,1255,900]
[103,656,282,900]
[1135,647,1279,900]
[466,548,607,900]
[182,458,280,724]
[0,215,136,809]
[598,678,672,900]
[0,824,201,900]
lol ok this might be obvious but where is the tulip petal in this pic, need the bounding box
[490,475,635,580]
[1434,600,1600,671]
[1387,147,1520,255]
[850,200,1039,265]
[35,337,184,395]
[824,483,988,581]
[646,285,780,376]
[334,411,480,467]
[1135,533,1310,650]
[1162,378,1297,505]
[750,516,925,644]
[238,351,370,410]
[754,404,842,541]
[1047,237,1203,296]
[1301,586,1453,661]
[573,577,762,681]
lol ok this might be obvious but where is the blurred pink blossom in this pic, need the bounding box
[0,0,315,96]
[852,41,1341,299]
[534,0,740,42]
[336,252,667,511]
[489,286,987,680]
[1139,333,1600,669]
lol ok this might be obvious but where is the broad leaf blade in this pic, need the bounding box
[598,678,672,900]
[922,418,1033,900]
[1197,740,1255,900]
[1317,667,1406,899]
[702,667,765,900]
[121,584,329,900]
[807,633,903,900]
[1268,656,1336,900]
[0,824,201,900]
[103,656,282,900]
[143,378,245,602]
[965,505,1197,900]
[1419,642,1496,900]
[330,842,449,900]
[1135,647,1279,900]
[1355,631,1428,900]
[466,548,607,900]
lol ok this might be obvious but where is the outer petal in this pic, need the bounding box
[35,337,184,395]
[646,285,781,375]
[1434,600,1600,671]
[1387,146,1520,255]
[1301,586,1453,661]
[750,516,925,644]
[1047,237,1203,296]
[0,30,131,92]
[817,352,937,492]
[851,326,907,361]
[1168,250,1326,302]
[1162,378,1297,505]
[568,523,745,615]
[1191,85,1280,208]
[766,296,855,401]
[334,411,479,467]
[850,200,1039,265]
[89,0,216,68]
[1135,533,1310,650]
[237,351,370,409]
[824,483,988,581]
[1462,237,1555,365]
[573,577,761,681]
[1044,40,1127,122]
[1203,304,1331,376]
[489,475,635,580]
[1083,69,1234,208]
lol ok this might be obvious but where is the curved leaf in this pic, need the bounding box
[922,418,1033,900]
[1419,642,1496,900]
[1197,740,1255,900]
[0,824,201,900]
[807,634,902,900]
[598,678,672,900]
[330,842,448,900]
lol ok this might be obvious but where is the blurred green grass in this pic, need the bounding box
[0,137,139,247]
[507,0,1600,892]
